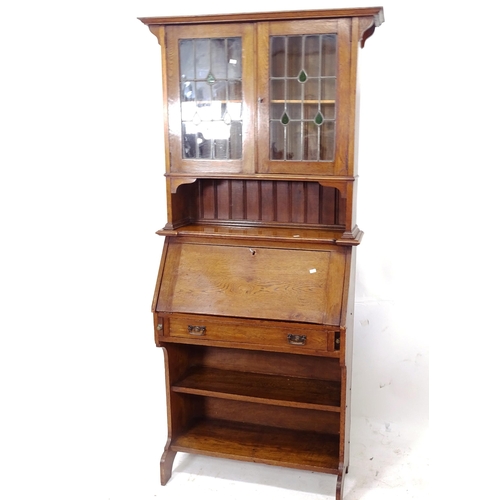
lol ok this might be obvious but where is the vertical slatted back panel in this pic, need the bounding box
[198,179,339,226]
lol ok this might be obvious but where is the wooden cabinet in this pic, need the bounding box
[139,8,383,499]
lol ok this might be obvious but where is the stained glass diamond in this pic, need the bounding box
[314,111,324,126]
[206,72,216,84]
[281,111,290,125]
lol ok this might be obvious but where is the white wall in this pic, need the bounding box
[1,1,498,498]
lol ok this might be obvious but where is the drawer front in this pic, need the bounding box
[162,314,335,352]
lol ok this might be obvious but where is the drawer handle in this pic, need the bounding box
[188,325,206,336]
[287,334,307,346]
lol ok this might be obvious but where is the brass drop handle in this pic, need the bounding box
[156,323,163,331]
[287,334,307,346]
[188,325,207,336]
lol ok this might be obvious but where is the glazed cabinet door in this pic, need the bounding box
[165,24,256,175]
[257,19,352,176]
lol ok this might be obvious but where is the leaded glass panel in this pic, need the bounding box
[180,37,243,160]
[269,34,337,162]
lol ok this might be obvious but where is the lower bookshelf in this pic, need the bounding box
[162,342,344,480]
[171,418,341,473]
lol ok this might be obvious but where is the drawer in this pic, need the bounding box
[158,314,339,353]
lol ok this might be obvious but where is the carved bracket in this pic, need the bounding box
[148,25,163,44]
[170,177,198,193]
[358,11,385,48]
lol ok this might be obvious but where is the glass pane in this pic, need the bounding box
[270,37,286,77]
[303,103,317,121]
[194,39,210,79]
[198,134,211,159]
[304,78,320,102]
[228,80,242,101]
[227,101,242,120]
[322,78,336,102]
[214,138,228,159]
[211,39,227,80]
[181,100,196,121]
[181,81,195,102]
[229,122,243,159]
[227,38,242,79]
[287,37,302,78]
[269,33,337,162]
[270,121,285,159]
[270,103,283,120]
[321,35,337,76]
[179,40,194,80]
[182,123,196,158]
[287,103,301,120]
[304,36,320,77]
[197,102,215,122]
[320,121,335,160]
[288,79,302,101]
[322,103,336,120]
[195,81,211,102]
[212,80,227,101]
[287,122,302,161]
[271,79,285,102]
[180,37,243,160]
[303,121,319,161]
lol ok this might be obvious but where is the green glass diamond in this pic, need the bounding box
[298,70,308,83]
[281,111,290,125]
[206,72,216,85]
[314,111,324,126]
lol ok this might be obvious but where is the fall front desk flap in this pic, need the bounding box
[156,241,347,325]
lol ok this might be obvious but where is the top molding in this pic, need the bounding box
[138,7,384,28]
[139,8,384,48]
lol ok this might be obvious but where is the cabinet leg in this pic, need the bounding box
[160,442,177,485]
[336,473,345,500]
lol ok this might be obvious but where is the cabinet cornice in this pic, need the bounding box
[139,7,384,30]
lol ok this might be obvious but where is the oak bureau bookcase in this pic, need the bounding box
[139,7,383,499]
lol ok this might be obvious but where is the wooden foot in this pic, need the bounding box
[336,473,345,500]
[160,442,177,485]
